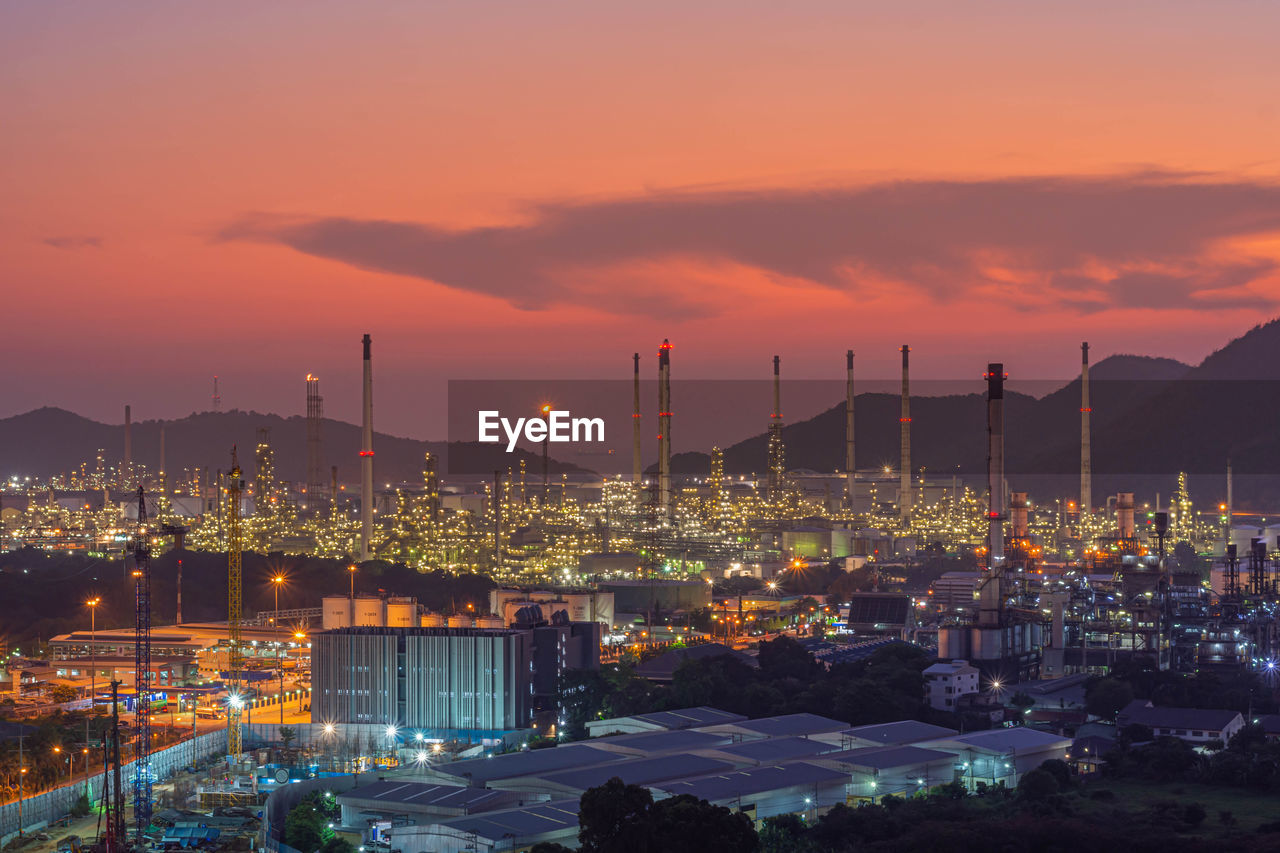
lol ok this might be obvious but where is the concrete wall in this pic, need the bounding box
[0,728,229,844]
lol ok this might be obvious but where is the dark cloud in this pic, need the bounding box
[43,236,102,249]
[219,174,1280,316]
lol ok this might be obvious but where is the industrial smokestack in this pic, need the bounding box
[1080,342,1091,519]
[986,364,1006,569]
[632,353,642,486]
[658,339,672,518]
[845,350,855,506]
[1116,492,1136,540]
[1010,491,1029,540]
[124,404,133,486]
[899,346,911,519]
[306,374,324,508]
[1226,460,1233,531]
[767,355,785,499]
[158,422,167,504]
[360,334,374,561]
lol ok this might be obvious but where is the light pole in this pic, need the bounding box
[85,597,100,752]
[271,575,285,727]
[347,564,357,599]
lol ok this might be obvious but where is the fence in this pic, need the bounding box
[0,728,229,845]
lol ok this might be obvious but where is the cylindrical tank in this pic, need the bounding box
[474,615,503,629]
[1116,492,1136,539]
[321,596,352,630]
[561,593,593,623]
[446,615,472,628]
[420,612,445,627]
[386,598,418,628]
[353,596,385,627]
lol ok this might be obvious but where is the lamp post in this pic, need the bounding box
[85,597,100,751]
[271,575,285,727]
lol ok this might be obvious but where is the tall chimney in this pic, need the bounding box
[1080,342,1091,519]
[845,350,855,506]
[658,339,672,518]
[632,353,642,486]
[767,355,785,499]
[899,346,911,519]
[986,364,1006,569]
[330,465,339,514]
[1226,459,1233,524]
[158,422,167,506]
[124,404,133,486]
[360,334,374,560]
[306,374,324,508]
[1116,492,1136,540]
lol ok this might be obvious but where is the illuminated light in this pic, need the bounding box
[359,451,374,457]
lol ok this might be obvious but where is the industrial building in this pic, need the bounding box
[333,707,1071,852]
[312,621,601,735]
[312,627,534,734]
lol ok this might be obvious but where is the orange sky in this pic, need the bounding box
[4,1,1280,436]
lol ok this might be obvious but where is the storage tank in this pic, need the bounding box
[386,598,418,628]
[420,612,445,627]
[321,596,352,630]
[353,596,385,627]
[446,615,473,628]
[489,588,529,617]
[561,593,594,623]
[474,615,504,629]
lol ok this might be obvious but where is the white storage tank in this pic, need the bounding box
[353,596,385,627]
[321,596,352,630]
[420,612,445,627]
[386,598,418,628]
[446,615,473,629]
[474,615,504,629]
[561,593,594,623]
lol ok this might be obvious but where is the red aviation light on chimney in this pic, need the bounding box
[359,451,374,457]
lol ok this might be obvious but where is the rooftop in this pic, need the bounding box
[651,762,847,801]
[815,745,956,771]
[430,799,581,842]
[527,753,735,794]
[707,713,848,738]
[1118,700,1243,732]
[709,736,835,763]
[428,744,627,786]
[843,720,958,746]
[338,780,521,814]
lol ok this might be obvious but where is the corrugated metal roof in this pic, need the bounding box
[843,720,958,746]
[816,745,956,770]
[651,762,847,801]
[432,743,627,785]
[715,713,848,737]
[532,754,735,792]
[710,736,835,763]
[432,799,582,840]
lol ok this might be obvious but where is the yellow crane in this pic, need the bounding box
[227,447,245,758]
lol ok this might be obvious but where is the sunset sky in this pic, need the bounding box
[5,1,1280,437]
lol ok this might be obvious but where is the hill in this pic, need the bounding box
[0,407,588,484]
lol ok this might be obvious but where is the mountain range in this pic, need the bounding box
[5,318,1280,505]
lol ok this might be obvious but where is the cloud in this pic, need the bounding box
[43,236,102,249]
[219,173,1280,317]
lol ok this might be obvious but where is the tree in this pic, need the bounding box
[1017,768,1058,801]
[578,778,757,853]
[49,684,77,704]
[758,813,807,853]
[578,777,654,853]
[71,791,92,817]
[529,844,575,853]
[319,838,357,853]
[279,725,297,750]
[1037,759,1071,792]
[283,801,326,852]
[1085,678,1134,721]
[649,793,757,853]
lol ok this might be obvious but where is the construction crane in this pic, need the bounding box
[226,448,245,759]
[132,486,153,844]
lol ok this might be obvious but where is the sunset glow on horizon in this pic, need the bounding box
[5,1,1280,436]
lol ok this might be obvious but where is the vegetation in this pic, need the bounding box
[560,638,937,739]
[569,757,1280,852]
[282,790,346,852]
[578,777,756,853]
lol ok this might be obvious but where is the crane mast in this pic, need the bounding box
[132,487,153,843]
[227,448,245,759]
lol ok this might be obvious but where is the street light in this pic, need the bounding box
[85,597,101,751]
[271,575,286,726]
